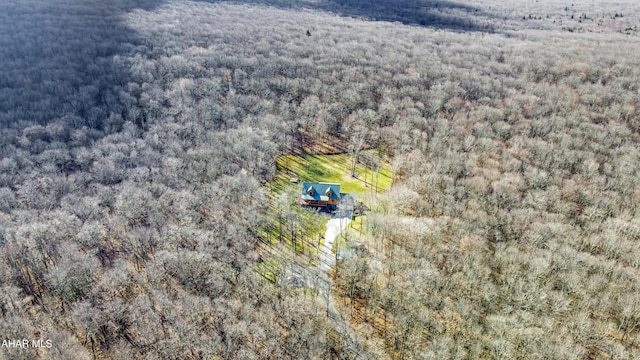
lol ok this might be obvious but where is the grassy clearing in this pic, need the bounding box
[258,151,392,279]
[271,151,393,195]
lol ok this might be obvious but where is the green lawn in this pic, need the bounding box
[271,151,393,195]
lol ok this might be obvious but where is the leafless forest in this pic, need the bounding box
[1,0,640,358]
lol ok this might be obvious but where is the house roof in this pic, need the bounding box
[301,182,341,201]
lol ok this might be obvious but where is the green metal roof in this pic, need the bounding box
[300,182,341,201]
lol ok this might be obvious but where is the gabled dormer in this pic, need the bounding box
[300,182,342,209]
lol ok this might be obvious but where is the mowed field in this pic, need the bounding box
[273,151,393,194]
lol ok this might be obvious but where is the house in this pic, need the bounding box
[300,182,341,210]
